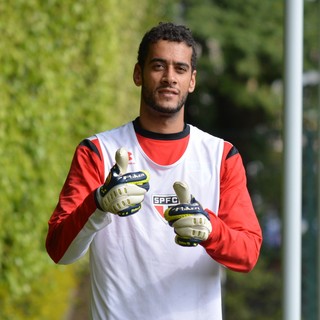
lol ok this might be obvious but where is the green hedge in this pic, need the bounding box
[0,1,172,318]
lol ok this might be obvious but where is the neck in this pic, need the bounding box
[138,109,185,134]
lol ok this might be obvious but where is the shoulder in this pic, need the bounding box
[78,137,102,160]
[188,125,225,148]
[96,122,134,140]
[220,140,246,186]
[222,141,239,161]
[188,124,241,160]
[77,121,134,159]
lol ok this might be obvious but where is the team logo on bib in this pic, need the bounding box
[128,151,135,164]
[152,195,179,217]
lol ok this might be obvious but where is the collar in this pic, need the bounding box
[133,117,190,141]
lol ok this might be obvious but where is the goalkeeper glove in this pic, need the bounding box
[96,147,150,216]
[164,181,212,247]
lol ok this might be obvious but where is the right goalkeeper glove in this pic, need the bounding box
[96,147,150,216]
[164,181,212,246]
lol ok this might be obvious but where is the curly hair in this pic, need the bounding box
[137,22,197,71]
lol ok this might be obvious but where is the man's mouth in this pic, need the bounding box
[157,88,179,96]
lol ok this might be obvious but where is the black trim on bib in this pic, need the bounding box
[80,139,101,160]
[133,117,190,140]
[226,146,239,159]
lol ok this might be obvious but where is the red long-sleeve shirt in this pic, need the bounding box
[46,121,262,272]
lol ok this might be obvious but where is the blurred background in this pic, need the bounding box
[0,1,319,319]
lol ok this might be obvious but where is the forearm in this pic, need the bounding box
[202,210,262,272]
[46,139,106,263]
[46,191,110,264]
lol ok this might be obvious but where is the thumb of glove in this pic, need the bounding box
[115,147,128,175]
[173,181,191,204]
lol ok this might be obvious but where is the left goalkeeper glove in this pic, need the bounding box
[164,181,212,247]
[96,147,150,216]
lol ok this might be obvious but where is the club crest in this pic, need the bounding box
[152,194,179,217]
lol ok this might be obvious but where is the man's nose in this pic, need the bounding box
[161,67,177,85]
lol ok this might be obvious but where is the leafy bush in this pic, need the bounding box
[0,0,171,318]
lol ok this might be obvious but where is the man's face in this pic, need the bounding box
[134,40,196,115]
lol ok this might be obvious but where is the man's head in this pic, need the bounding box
[133,22,197,127]
[137,22,197,71]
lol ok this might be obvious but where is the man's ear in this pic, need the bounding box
[188,70,197,93]
[133,63,142,86]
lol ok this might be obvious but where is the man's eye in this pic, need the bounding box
[153,64,164,70]
[176,66,187,73]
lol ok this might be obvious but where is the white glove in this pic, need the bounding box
[96,148,150,216]
[164,181,212,246]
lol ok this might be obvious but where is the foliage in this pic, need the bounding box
[1,0,318,318]
[179,0,319,319]
[182,0,284,229]
[182,0,283,135]
[224,258,282,320]
[178,0,318,318]
[0,0,172,318]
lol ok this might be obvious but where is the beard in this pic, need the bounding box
[141,85,188,115]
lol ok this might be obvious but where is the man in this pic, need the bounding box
[46,22,262,320]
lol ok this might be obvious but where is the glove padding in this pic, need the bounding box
[96,148,150,216]
[164,181,212,247]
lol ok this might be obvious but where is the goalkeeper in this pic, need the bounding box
[46,22,262,320]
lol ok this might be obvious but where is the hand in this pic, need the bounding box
[164,181,212,247]
[96,147,150,216]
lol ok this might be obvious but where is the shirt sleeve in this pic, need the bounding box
[46,138,111,264]
[201,141,263,272]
